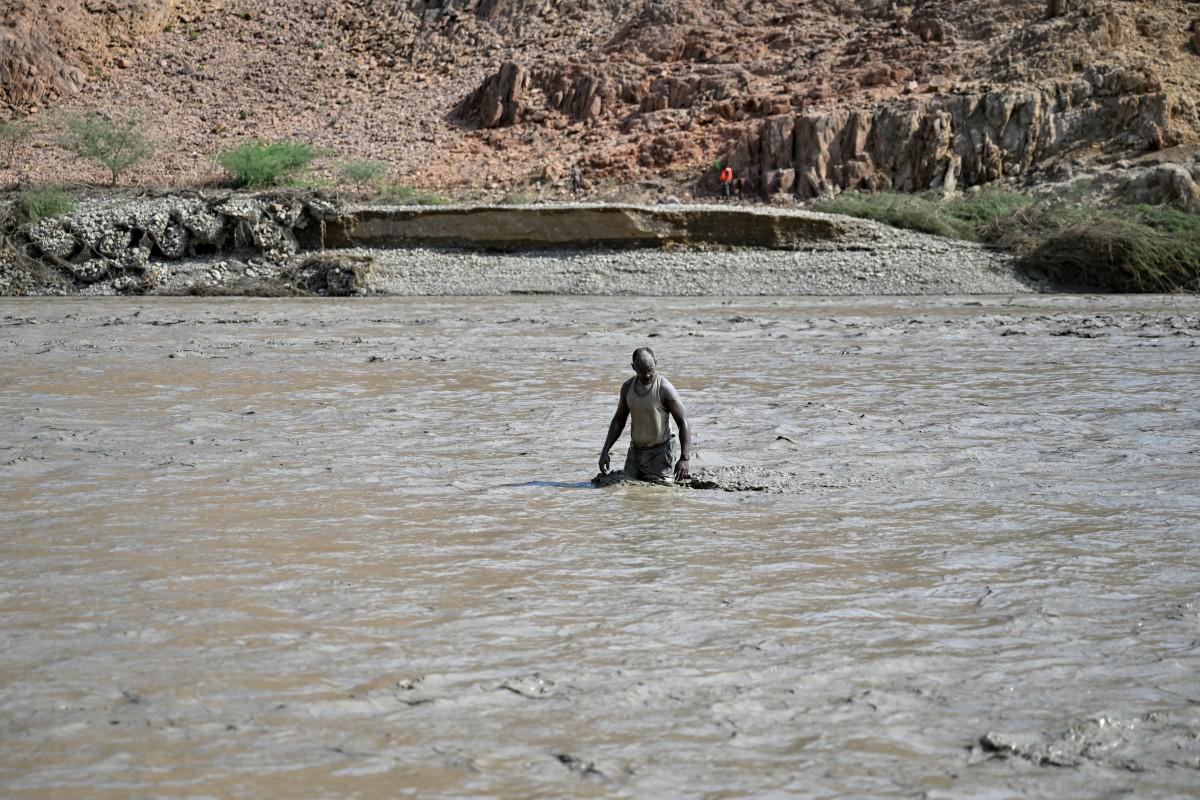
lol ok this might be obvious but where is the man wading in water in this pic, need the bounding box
[598,347,691,484]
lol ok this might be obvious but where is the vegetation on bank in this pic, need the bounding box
[996,202,1200,292]
[2,111,448,200]
[815,189,1200,292]
[216,140,320,188]
[814,187,1032,241]
[499,190,536,205]
[13,188,77,225]
[383,185,448,205]
[0,119,38,169]
[56,112,155,186]
[0,188,76,296]
[337,159,388,191]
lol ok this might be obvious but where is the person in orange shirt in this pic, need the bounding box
[719,164,734,199]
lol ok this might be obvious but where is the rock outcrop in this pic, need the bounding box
[454,60,749,129]
[725,65,1195,199]
[0,26,86,110]
[454,61,531,128]
[1,0,187,111]
[444,1,1200,198]
[1106,160,1200,214]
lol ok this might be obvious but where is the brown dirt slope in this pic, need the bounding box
[2,0,1198,199]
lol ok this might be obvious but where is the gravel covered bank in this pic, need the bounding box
[1,196,1038,296]
[350,225,1034,296]
[305,202,1038,296]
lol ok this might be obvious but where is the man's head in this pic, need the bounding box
[631,347,656,382]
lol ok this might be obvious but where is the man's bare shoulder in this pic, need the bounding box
[659,377,686,412]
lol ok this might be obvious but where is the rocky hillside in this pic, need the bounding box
[2,0,1199,200]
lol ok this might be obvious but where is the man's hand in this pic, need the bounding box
[674,456,690,482]
[599,450,611,474]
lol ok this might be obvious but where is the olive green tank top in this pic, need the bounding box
[627,374,671,448]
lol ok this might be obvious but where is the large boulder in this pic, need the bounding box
[1115,162,1200,213]
[453,61,530,127]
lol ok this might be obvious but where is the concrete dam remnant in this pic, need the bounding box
[306,203,856,251]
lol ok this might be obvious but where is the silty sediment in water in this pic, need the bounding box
[1,294,1198,798]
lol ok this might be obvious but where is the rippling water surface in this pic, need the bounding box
[2,295,1199,798]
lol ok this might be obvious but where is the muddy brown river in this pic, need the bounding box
[2,295,1199,798]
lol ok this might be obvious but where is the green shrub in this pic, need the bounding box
[384,184,447,205]
[815,187,1200,292]
[815,187,1033,241]
[386,184,416,200]
[499,190,534,205]
[55,111,155,186]
[15,188,76,225]
[0,119,38,168]
[280,173,337,191]
[215,140,319,188]
[338,159,388,189]
[944,187,1032,229]
[1009,204,1200,292]
[815,191,972,239]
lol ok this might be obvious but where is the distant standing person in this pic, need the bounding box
[598,347,691,483]
[571,165,583,195]
[719,164,734,199]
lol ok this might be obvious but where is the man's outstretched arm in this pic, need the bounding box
[599,381,631,474]
[663,384,690,480]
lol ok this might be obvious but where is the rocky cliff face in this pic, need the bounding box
[448,0,1200,197]
[728,65,1196,199]
[1,0,184,111]
[2,0,1199,200]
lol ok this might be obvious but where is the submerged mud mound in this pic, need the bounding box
[975,710,1200,772]
[592,466,851,494]
[685,466,794,493]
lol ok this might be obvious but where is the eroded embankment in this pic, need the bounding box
[313,203,852,250]
[0,193,1030,296]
